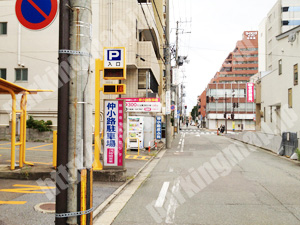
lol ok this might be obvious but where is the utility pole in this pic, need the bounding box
[56,0,69,224]
[68,1,93,224]
[174,21,179,135]
[166,0,172,149]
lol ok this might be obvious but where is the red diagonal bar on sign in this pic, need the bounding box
[27,0,49,19]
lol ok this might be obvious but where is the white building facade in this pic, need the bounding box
[258,0,300,136]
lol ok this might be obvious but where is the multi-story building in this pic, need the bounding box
[0,0,166,129]
[256,0,300,136]
[199,31,258,131]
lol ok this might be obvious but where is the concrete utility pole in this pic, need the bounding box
[173,21,179,136]
[67,0,93,224]
[166,0,172,149]
[56,0,70,224]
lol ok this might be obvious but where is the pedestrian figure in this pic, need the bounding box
[186,121,188,127]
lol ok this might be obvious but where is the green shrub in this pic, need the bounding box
[26,116,52,132]
[296,148,300,161]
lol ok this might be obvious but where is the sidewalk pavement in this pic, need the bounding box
[0,140,165,225]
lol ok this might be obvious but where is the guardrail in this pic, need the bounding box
[148,139,157,154]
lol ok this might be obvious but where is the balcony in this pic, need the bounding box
[138,3,161,58]
[137,41,160,84]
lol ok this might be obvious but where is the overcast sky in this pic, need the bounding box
[170,0,278,115]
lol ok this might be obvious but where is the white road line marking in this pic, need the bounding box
[201,132,204,134]
[165,179,181,224]
[155,182,170,208]
[169,168,174,172]
[196,134,200,137]
[181,139,185,152]
[177,145,180,149]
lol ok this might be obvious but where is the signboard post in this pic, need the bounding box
[166,91,171,115]
[247,83,254,102]
[94,47,126,171]
[104,100,124,168]
[156,116,162,140]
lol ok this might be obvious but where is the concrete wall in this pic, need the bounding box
[0,127,54,142]
[228,131,282,154]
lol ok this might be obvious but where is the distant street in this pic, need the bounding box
[111,127,300,225]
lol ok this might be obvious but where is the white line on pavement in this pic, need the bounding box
[181,139,185,152]
[169,168,174,173]
[155,182,170,208]
[165,179,181,224]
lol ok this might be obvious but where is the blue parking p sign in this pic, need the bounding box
[107,50,121,61]
[104,48,125,68]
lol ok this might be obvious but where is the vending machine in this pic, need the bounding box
[127,116,144,149]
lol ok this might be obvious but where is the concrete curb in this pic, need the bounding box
[92,143,165,220]
[0,165,54,180]
[227,136,300,165]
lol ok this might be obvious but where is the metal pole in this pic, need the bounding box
[232,91,235,132]
[225,92,227,134]
[166,0,172,149]
[56,0,70,224]
[67,0,92,224]
[175,21,179,134]
[146,70,149,98]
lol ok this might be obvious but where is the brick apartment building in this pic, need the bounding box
[198,31,258,131]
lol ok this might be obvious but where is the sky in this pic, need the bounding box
[170,0,278,115]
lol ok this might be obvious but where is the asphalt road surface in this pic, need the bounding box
[112,127,300,225]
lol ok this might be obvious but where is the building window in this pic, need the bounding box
[136,20,138,40]
[288,88,292,108]
[0,69,6,80]
[282,6,300,12]
[239,48,258,51]
[15,68,28,81]
[282,20,300,26]
[294,64,298,86]
[278,59,282,75]
[0,22,7,35]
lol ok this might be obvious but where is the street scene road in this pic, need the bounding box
[1,0,300,224]
[0,141,152,225]
[104,127,300,225]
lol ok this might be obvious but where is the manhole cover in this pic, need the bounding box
[34,202,55,214]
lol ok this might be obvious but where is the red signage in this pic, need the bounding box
[247,83,254,102]
[15,0,58,30]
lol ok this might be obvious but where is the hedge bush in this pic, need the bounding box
[26,116,52,132]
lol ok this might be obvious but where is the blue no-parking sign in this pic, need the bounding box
[15,0,58,30]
